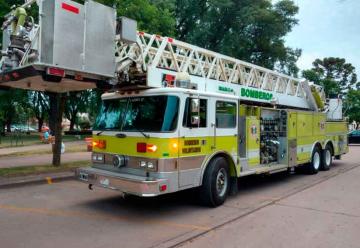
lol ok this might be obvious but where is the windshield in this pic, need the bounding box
[93,96,180,132]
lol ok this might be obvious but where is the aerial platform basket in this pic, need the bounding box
[0,0,117,92]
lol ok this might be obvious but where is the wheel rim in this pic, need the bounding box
[313,152,320,170]
[325,149,331,166]
[216,168,228,197]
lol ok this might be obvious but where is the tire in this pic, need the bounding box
[199,157,230,207]
[320,145,333,171]
[306,146,321,174]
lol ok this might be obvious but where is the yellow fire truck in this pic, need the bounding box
[0,1,348,206]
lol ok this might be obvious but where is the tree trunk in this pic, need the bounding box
[0,122,4,135]
[37,118,44,132]
[48,93,57,135]
[48,93,66,167]
[69,117,76,131]
[6,121,11,133]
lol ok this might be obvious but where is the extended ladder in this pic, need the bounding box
[115,32,325,111]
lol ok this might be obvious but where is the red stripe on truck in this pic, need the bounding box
[62,3,79,14]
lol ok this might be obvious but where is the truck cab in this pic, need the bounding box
[77,88,239,199]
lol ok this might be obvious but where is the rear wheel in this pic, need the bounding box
[320,145,333,171]
[199,157,230,207]
[306,146,321,174]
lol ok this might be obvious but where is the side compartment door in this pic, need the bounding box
[178,97,211,189]
[246,116,260,167]
[297,112,313,162]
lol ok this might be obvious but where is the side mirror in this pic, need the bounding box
[191,116,200,126]
[190,98,200,126]
[190,99,199,113]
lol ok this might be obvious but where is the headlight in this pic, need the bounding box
[140,161,147,168]
[147,162,154,169]
[139,161,157,171]
[92,154,105,163]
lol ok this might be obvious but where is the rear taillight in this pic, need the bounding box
[46,67,65,77]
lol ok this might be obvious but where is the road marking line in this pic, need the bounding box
[0,204,210,231]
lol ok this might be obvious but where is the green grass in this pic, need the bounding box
[0,133,91,148]
[0,161,91,177]
[0,145,88,158]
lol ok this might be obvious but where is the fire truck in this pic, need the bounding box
[0,0,348,206]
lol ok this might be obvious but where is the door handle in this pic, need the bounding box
[211,122,216,150]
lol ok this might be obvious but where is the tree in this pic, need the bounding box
[344,89,360,123]
[303,57,358,97]
[65,91,91,131]
[173,0,301,76]
[28,91,49,132]
[87,89,103,123]
[46,92,66,166]
[0,89,28,132]
[116,0,175,36]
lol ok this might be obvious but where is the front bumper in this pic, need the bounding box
[75,167,168,197]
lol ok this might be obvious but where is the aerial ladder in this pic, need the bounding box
[0,0,326,112]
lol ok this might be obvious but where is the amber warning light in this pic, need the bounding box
[93,140,107,149]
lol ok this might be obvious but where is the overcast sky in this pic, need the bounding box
[285,0,360,78]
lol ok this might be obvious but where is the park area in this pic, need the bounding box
[0,132,91,182]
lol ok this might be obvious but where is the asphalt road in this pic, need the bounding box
[0,146,359,248]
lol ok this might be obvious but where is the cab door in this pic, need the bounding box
[178,96,211,189]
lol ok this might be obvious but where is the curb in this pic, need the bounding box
[0,171,75,189]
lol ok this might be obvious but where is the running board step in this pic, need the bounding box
[255,164,289,174]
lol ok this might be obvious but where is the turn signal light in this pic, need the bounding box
[147,144,157,153]
[93,140,106,149]
[171,142,178,150]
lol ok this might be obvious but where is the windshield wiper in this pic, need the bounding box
[140,130,150,139]
[96,128,116,136]
[130,126,150,139]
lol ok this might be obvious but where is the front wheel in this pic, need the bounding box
[199,157,230,207]
[306,147,321,174]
